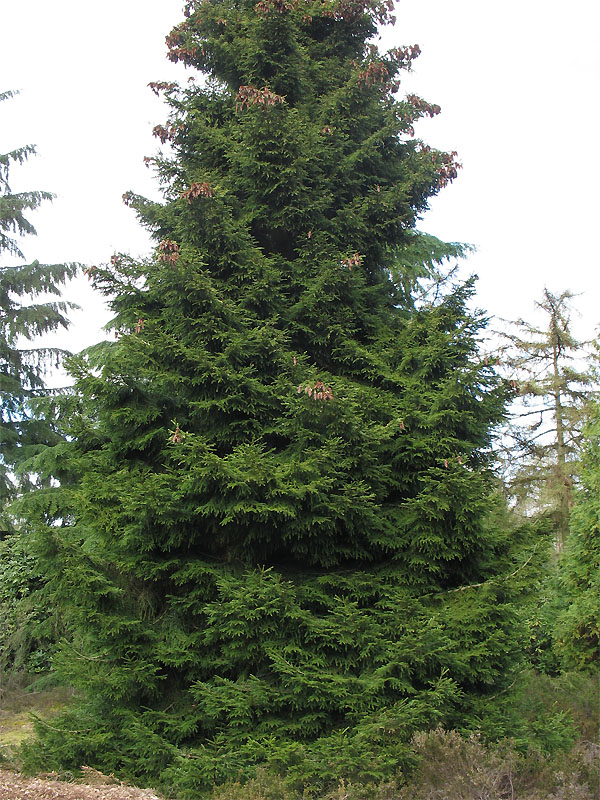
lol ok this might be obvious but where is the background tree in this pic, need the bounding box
[0,90,78,523]
[498,289,592,550]
[0,89,77,682]
[23,2,531,793]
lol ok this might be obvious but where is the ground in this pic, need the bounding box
[1,687,164,799]
[0,769,163,800]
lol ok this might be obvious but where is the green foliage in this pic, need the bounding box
[0,91,52,260]
[504,399,599,677]
[0,92,80,692]
[22,1,530,793]
[554,399,600,670]
[188,722,599,800]
[460,669,598,765]
[524,566,564,677]
[0,532,60,679]
[374,672,598,800]
[0,89,78,519]
[0,91,79,692]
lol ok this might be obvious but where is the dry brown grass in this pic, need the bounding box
[392,729,599,800]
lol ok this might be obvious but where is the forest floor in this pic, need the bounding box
[0,688,165,799]
[0,769,164,800]
[0,686,71,750]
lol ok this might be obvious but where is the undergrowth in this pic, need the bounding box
[4,669,597,799]
[206,731,598,800]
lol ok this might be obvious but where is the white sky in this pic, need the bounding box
[2,0,599,357]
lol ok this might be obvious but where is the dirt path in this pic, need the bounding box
[0,769,164,800]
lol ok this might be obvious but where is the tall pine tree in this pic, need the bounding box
[499,289,592,551]
[25,2,525,793]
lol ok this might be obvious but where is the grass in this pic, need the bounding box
[0,682,73,764]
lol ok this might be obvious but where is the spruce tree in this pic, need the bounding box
[26,3,524,793]
[0,90,77,527]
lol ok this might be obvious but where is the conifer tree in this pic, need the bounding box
[499,289,592,551]
[0,90,77,528]
[25,3,525,793]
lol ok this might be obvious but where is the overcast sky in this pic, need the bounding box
[2,0,599,356]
